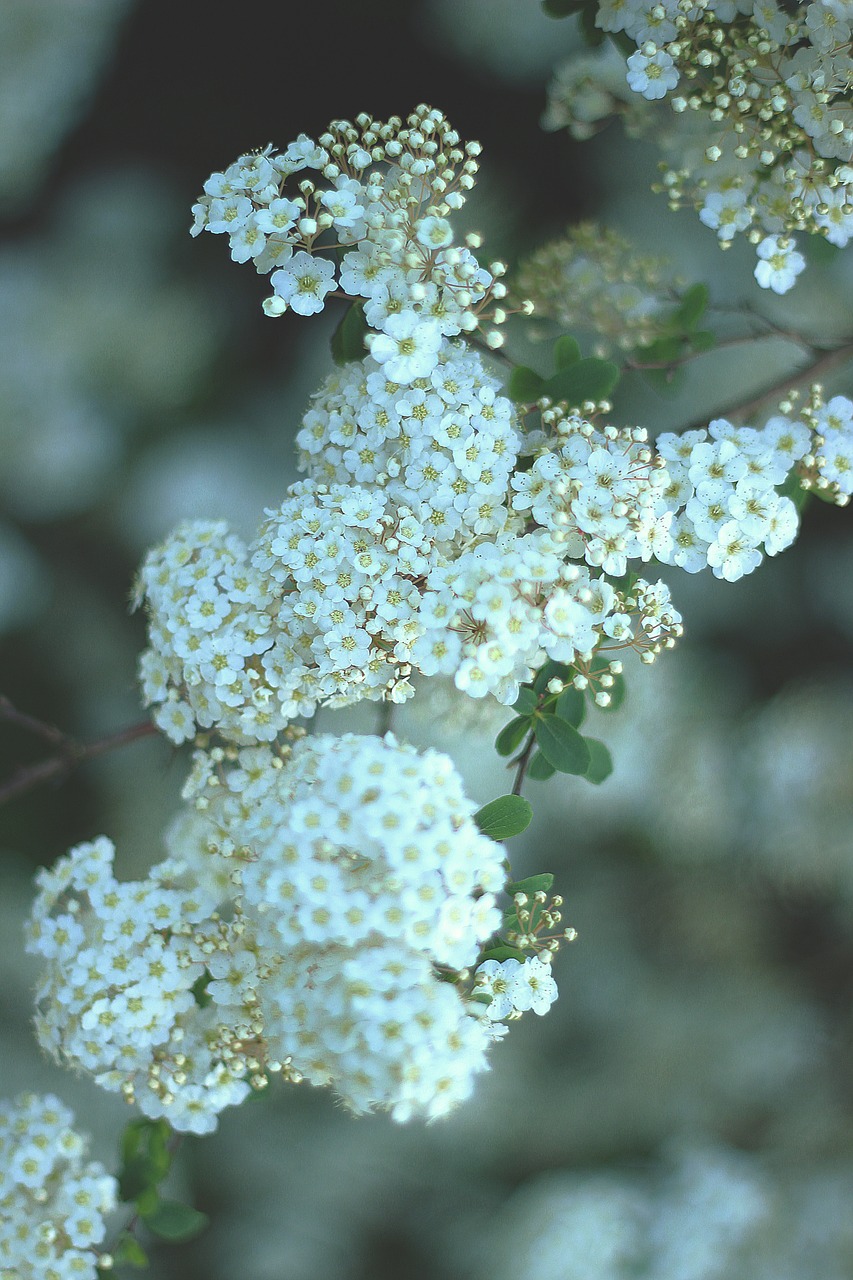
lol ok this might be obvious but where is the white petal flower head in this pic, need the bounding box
[753,236,806,294]
[0,1093,118,1280]
[367,311,444,383]
[271,250,337,315]
[626,48,679,100]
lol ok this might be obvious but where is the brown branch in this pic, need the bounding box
[0,700,158,806]
[679,337,853,432]
[511,731,537,797]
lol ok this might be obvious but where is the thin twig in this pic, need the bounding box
[0,704,158,807]
[679,337,853,432]
[511,732,537,797]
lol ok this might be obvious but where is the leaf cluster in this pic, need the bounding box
[112,1119,208,1267]
[506,335,620,408]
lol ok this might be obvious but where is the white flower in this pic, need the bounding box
[753,236,806,294]
[367,311,443,383]
[270,250,337,315]
[626,48,679,100]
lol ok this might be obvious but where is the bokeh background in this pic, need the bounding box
[2,1,853,1276]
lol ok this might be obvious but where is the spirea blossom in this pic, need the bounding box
[25,835,252,1135]
[544,0,853,289]
[654,415,806,579]
[190,105,509,376]
[28,736,516,1129]
[296,341,521,542]
[173,732,507,1119]
[0,1092,118,1280]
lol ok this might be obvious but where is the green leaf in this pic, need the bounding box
[541,0,587,14]
[553,334,582,369]
[555,686,586,728]
[689,329,716,352]
[495,716,532,758]
[474,795,534,841]
[118,1120,172,1203]
[544,357,619,406]
[533,660,574,695]
[526,750,556,781]
[583,738,614,784]
[534,714,592,775]
[676,282,709,330]
[579,2,607,43]
[141,1199,209,1244]
[634,336,684,366]
[113,1234,149,1269]
[506,872,554,896]
[330,302,368,365]
[191,971,212,1008]
[479,944,528,961]
[513,687,539,715]
[776,471,811,513]
[507,365,546,403]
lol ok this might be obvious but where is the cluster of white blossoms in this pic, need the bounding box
[544,0,853,290]
[27,734,530,1129]
[25,835,253,1135]
[190,105,512,376]
[515,223,677,356]
[654,415,804,580]
[798,390,853,501]
[137,339,694,741]
[296,342,521,542]
[0,1092,118,1280]
[473,956,559,1021]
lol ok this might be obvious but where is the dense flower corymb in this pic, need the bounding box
[0,1092,118,1280]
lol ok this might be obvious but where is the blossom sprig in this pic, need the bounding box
[543,0,853,290]
[27,734,542,1129]
[0,1092,118,1280]
[515,222,682,356]
[190,105,517,377]
[789,387,853,504]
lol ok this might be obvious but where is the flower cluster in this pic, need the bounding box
[473,956,559,1020]
[795,390,853,503]
[296,342,521,542]
[25,835,252,1135]
[654,414,805,580]
[0,1092,118,1280]
[27,734,527,1129]
[544,0,853,290]
[190,105,511,376]
[137,342,691,742]
[515,223,678,356]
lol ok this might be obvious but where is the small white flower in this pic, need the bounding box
[753,236,806,294]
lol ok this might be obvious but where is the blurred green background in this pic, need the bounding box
[2,1,853,1276]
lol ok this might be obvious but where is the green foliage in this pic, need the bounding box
[507,365,546,402]
[495,715,532,758]
[675,283,709,330]
[526,750,556,781]
[555,686,586,727]
[532,659,574,695]
[544,357,619,407]
[117,1117,208,1250]
[330,302,369,365]
[583,738,614,784]
[553,334,581,368]
[118,1119,172,1202]
[112,1233,149,1269]
[506,338,619,408]
[541,0,586,14]
[141,1199,209,1244]
[480,943,528,961]
[513,687,539,715]
[474,794,534,840]
[507,872,554,896]
[534,714,592,775]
